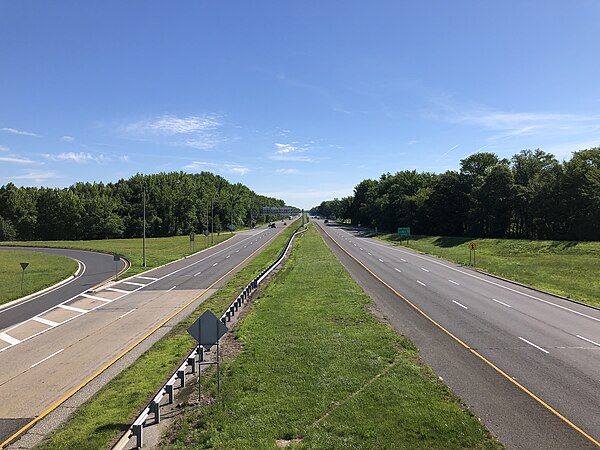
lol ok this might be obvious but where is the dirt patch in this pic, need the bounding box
[275,436,304,447]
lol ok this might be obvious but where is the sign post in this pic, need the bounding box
[187,310,228,403]
[20,262,29,294]
[397,227,411,244]
[467,242,477,265]
[113,254,120,281]
[190,232,195,252]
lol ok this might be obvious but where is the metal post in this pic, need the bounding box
[211,197,214,245]
[21,270,25,294]
[143,184,147,268]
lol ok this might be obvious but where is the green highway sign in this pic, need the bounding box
[398,227,411,237]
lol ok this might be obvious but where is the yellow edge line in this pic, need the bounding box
[319,224,600,448]
[0,229,282,449]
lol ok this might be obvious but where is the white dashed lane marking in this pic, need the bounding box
[492,298,512,308]
[417,280,426,287]
[30,349,64,369]
[448,280,460,285]
[519,336,549,354]
[452,300,468,309]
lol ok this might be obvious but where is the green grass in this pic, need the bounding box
[165,225,502,450]
[0,250,78,306]
[1,233,233,279]
[36,222,301,450]
[376,234,600,308]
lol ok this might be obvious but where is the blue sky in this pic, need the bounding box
[1,1,599,209]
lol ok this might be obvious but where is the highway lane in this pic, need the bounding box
[0,247,126,330]
[0,224,290,445]
[316,220,600,450]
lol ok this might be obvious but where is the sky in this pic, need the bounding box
[1,1,599,209]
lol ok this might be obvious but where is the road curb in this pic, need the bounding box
[0,260,83,313]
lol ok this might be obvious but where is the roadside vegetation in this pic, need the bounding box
[36,221,300,450]
[378,234,600,308]
[0,250,78,306]
[164,225,502,450]
[1,233,233,278]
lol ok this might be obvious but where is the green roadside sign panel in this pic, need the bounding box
[398,227,411,237]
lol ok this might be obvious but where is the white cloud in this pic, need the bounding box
[182,137,223,150]
[270,154,314,162]
[0,155,35,164]
[438,144,460,159]
[61,135,75,142]
[45,152,107,163]
[407,140,419,145]
[119,155,130,162]
[274,143,303,154]
[183,161,250,176]
[0,145,9,152]
[125,114,221,136]
[1,127,39,137]
[275,168,300,174]
[9,170,59,183]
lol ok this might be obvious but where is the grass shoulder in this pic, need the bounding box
[36,223,299,450]
[0,250,78,306]
[165,225,502,449]
[375,233,600,308]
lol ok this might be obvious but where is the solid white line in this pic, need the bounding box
[32,316,59,327]
[235,250,240,253]
[394,268,401,273]
[518,336,549,354]
[226,255,230,258]
[80,293,111,303]
[359,248,363,251]
[106,287,129,294]
[136,276,158,281]
[367,238,600,324]
[492,298,512,308]
[368,252,372,256]
[123,281,146,287]
[30,348,64,368]
[166,286,177,292]
[193,271,202,277]
[401,258,407,262]
[576,335,600,348]
[448,280,460,285]
[452,300,468,309]
[0,332,20,345]
[417,280,426,286]
[212,262,218,266]
[119,308,136,319]
[378,258,384,263]
[421,267,429,272]
[58,304,87,313]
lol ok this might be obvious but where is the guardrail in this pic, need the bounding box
[115,224,307,449]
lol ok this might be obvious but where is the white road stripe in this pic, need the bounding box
[448,280,460,285]
[394,268,401,273]
[106,287,130,293]
[421,268,429,272]
[136,276,158,281]
[401,258,407,262]
[167,286,176,292]
[213,262,218,266]
[518,336,549,354]
[378,258,384,263]
[492,298,512,308]
[226,255,230,258]
[123,281,146,287]
[119,308,137,319]
[30,348,64,368]
[417,280,426,286]
[80,293,112,303]
[58,304,87,313]
[359,248,363,251]
[368,252,372,256]
[32,316,59,327]
[193,271,202,277]
[452,300,468,309]
[576,335,600,348]
[0,332,20,345]
[235,249,240,253]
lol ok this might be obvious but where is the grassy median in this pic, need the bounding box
[376,234,600,308]
[164,225,502,450]
[0,250,78,306]
[35,223,299,450]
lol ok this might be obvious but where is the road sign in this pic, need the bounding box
[113,254,120,262]
[261,207,292,215]
[398,227,411,237]
[190,232,195,242]
[187,310,228,351]
[203,230,210,237]
[227,224,235,231]
[20,262,29,271]
[468,243,477,251]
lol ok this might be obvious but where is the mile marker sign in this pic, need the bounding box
[187,310,228,351]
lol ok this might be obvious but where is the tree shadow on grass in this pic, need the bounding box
[431,236,473,248]
[548,240,579,250]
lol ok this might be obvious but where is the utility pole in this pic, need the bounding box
[143,183,147,267]
[211,196,214,245]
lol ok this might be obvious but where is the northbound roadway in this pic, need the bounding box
[316,220,600,450]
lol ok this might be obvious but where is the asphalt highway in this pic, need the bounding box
[0,224,290,446]
[0,247,126,330]
[316,220,600,450]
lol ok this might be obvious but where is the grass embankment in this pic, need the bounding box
[165,225,501,450]
[36,222,300,450]
[0,233,232,279]
[0,251,78,306]
[377,234,600,308]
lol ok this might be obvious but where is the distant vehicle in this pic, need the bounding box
[288,216,293,220]
[283,222,287,225]
[269,223,276,228]
[324,219,329,223]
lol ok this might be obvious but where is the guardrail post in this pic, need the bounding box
[221,317,226,325]
[150,400,160,424]
[177,369,185,388]
[188,356,196,374]
[133,423,143,448]
[199,347,204,362]
[166,384,174,404]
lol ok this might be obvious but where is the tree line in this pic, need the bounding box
[311,148,600,241]
[0,171,290,241]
